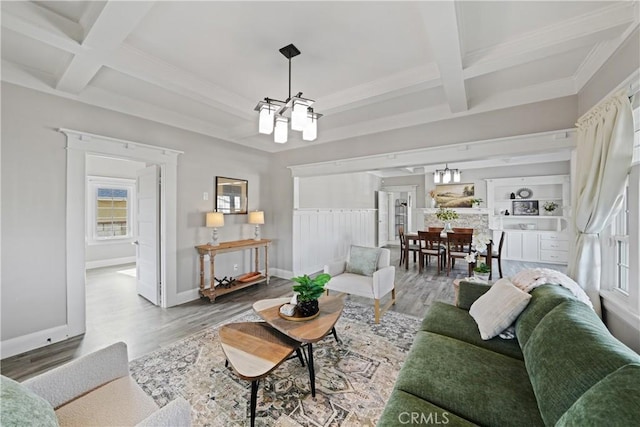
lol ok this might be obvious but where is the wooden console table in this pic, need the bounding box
[195,239,271,302]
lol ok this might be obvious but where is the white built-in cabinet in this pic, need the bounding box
[486,175,571,264]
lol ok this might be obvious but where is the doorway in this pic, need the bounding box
[381,185,417,245]
[64,129,182,340]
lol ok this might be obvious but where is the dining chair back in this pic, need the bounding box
[417,231,446,274]
[428,227,444,233]
[398,227,419,267]
[446,233,473,276]
[478,231,506,279]
[452,227,474,234]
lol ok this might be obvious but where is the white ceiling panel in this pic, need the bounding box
[125,1,432,102]
[32,0,90,23]
[1,28,73,79]
[89,67,246,128]
[459,1,617,55]
[467,45,594,104]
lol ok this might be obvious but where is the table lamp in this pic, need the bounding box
[206,212,224,246]
[248,211,264,241]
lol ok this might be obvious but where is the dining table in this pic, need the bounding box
[403,231,493,276]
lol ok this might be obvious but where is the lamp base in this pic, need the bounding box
[254,225,261,241]
[209,228,219,246]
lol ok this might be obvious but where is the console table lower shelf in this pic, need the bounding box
[195,239,271,302]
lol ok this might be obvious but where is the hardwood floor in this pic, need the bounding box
[0,248,564,381]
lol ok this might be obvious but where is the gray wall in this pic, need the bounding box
[1,83,271,341]
[271,96,579,271]
[85,156,146,264]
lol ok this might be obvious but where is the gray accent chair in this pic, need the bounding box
[23,342,191,426]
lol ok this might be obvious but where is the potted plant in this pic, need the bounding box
[435,207,459,233]
[291,273,332,317]
[465,251,491,281]
[471,198,483,208]
[543,201,559,215]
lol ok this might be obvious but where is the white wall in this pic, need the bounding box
[1,83,271,344]
[298,172,380,208]
[85,156,146,266]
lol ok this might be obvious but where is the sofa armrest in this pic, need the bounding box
[457,281,492,310]
[137,397,192,427]
[324,260,346,276]
[23,342,130,409]
[372,266,395,299]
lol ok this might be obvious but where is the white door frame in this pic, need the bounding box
[381,185,418,232]
[63,129,182,339]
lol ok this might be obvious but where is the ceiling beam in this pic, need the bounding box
[56,1,155,94]
[418,2,468,113]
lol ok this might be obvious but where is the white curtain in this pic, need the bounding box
[568,90,634,315]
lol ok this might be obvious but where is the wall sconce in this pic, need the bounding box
[206,212,224,246]
[248,211,265,241]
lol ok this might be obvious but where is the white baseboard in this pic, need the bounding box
[271,268,294,279]
[174,288,201,306]
[85,256,135,270]
[1,325,74,359]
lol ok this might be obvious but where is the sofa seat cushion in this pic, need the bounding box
[378,389,478,427]
[325,273,373,298]
[55,376,158,426]
[523,300,640,426]
[1,375,59,427]
[515,285,575,347]
[395,331,544,427]
[555,363,640,426]
[421,302,523,360]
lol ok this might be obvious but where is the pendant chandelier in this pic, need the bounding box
[254,44,321,143]
[433,164,461,184]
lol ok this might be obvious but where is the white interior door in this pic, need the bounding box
[377,191,389,247]
[135,164,160,305]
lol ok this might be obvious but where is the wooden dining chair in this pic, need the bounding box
[398,227,419,267]
[452,227,473,234]
[417,231,446,274]
[428,227,444,233]
[446,233,473,276]
[477,231,505,279]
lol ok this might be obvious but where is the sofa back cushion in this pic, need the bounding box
[555,363,640,426]
[523,300,640,426]
[515,285,575,347]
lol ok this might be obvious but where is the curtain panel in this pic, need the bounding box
[568,90,634,316]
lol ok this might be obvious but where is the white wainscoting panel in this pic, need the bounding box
[293,209,377,275]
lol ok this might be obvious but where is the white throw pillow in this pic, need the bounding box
[469,278,532,340]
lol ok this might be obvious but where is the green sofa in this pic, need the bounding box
[378,282,640,426]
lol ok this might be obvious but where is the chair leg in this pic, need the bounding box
[374,299,380,324]
[498,257,503,278]
[391,287,396,304]
[326,289,329,296]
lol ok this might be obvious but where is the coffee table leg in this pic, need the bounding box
[250,380,258,427]
[296,348,305,366]
[307,343,316,397]
[331,327,340,343]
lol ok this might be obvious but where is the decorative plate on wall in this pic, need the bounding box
[516,188,533,199]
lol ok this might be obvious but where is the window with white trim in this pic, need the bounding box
[87,177,136,244]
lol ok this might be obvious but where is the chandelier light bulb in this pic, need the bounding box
[433,171,440,184]
[443,169,451,184]
[453,170,461,182]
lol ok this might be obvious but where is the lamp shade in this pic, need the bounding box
[302,112,318,141]
[206,212,224,227]
[258,104,275,135]
[274,116,288,143]
[248,211,265,225]
[291,100,310,131]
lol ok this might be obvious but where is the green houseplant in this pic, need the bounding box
[291,273,332,317]
[543,201,559,215]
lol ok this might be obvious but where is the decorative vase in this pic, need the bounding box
[431,198,436,208]
[297,300,319,317]
[474,273,490,282]
[443,222,454,233]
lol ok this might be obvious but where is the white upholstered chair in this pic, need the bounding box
[323,246,396,323]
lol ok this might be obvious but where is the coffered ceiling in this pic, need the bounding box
[2,1,638,153]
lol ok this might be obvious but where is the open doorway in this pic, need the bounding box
[381,185,417,245]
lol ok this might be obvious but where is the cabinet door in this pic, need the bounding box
[505,232,524,260]
[522,233,539,260]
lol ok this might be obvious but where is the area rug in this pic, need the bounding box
[129,301,422,426]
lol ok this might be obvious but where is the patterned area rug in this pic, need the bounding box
[130,300,422,426]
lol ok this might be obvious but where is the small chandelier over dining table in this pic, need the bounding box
[254,43,322,143]
[433,164,461,184]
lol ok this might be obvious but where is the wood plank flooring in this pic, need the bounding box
[1,248,564,381]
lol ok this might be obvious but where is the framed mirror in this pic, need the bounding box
[215,176,248,214]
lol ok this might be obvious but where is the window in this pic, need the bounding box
[611,185,630,293]
[87,177,136,244]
